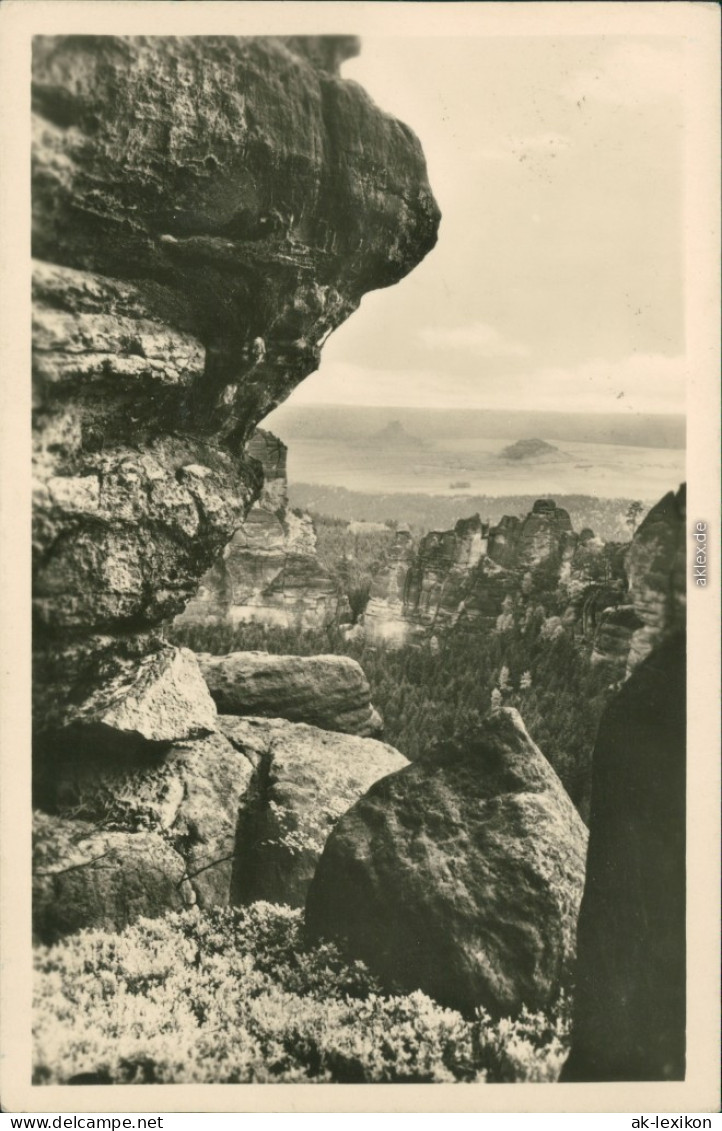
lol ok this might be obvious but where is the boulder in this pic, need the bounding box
[199,652,383,737]
[43,645,217,757]
[36,732,255,912]
[562,632,686,1081]
[306,708,588,1017]
[33,812,193,943]
[176,429,345,630]
[220,716,407,907]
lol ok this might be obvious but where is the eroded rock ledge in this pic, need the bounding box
[33,34,438,712]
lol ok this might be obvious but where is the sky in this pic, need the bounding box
[285,35,687,416]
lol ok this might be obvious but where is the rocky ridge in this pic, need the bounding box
[360,490,685,690]
[361,499,617,648]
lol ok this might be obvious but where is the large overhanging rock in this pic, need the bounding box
[32,34,439,648]
[306,708,588,1017]
[31,35,438,938]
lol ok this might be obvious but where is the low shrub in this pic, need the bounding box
[34,904,570,1084]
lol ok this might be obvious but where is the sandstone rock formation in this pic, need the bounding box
[34,730,255,933]
[199,651,383,737]
[32,34,439,935]
[33,31,438,684]
[39,645,218,758]
[362,500,614,647]
[33,813,192,943]
[561,485,687,1078]
[562,632,686,1081]
[306,708,588,1017]
[33,711,406,939]
[624,486,686,675]
[361,524,417,646]
[221,716,407,907]
[176,429,346,630]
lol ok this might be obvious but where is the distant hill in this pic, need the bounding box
[364,420,427,449]
[499,438,568,461]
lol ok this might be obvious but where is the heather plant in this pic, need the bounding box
[34,904,570,1085]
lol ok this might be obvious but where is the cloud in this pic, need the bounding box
[562,43,683,107]
[419,322,530,358]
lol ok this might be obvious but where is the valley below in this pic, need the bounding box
[281,432,685,503]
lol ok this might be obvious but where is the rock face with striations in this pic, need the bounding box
[199,651,383,737]
[306,709,588,1017]
[31,34,439,936]
[176,428,346,630]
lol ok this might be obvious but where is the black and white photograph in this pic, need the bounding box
[0,0,719,1116]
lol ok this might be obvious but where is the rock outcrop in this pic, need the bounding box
[562,632,686,1081]
[176,429,347,630]
[33,33,437,667]
[33,813,193,943]
[199,651,383,737]
[624,486,686,675]
[32,34,439,935]
[34,730,255,933]
[306,709,588,1017]
[361,525,417,646]
[562,485,686,1079]
[33,710,406,939]
[221,716,407,907]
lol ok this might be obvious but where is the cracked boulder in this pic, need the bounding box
[220,716,407,907]
[306,709,588,1017]
[200,651,383,737]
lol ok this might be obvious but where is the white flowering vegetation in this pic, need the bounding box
[34,903,570,1085]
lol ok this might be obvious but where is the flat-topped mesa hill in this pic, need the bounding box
[31,34,438,938]
[499,437,567,461]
